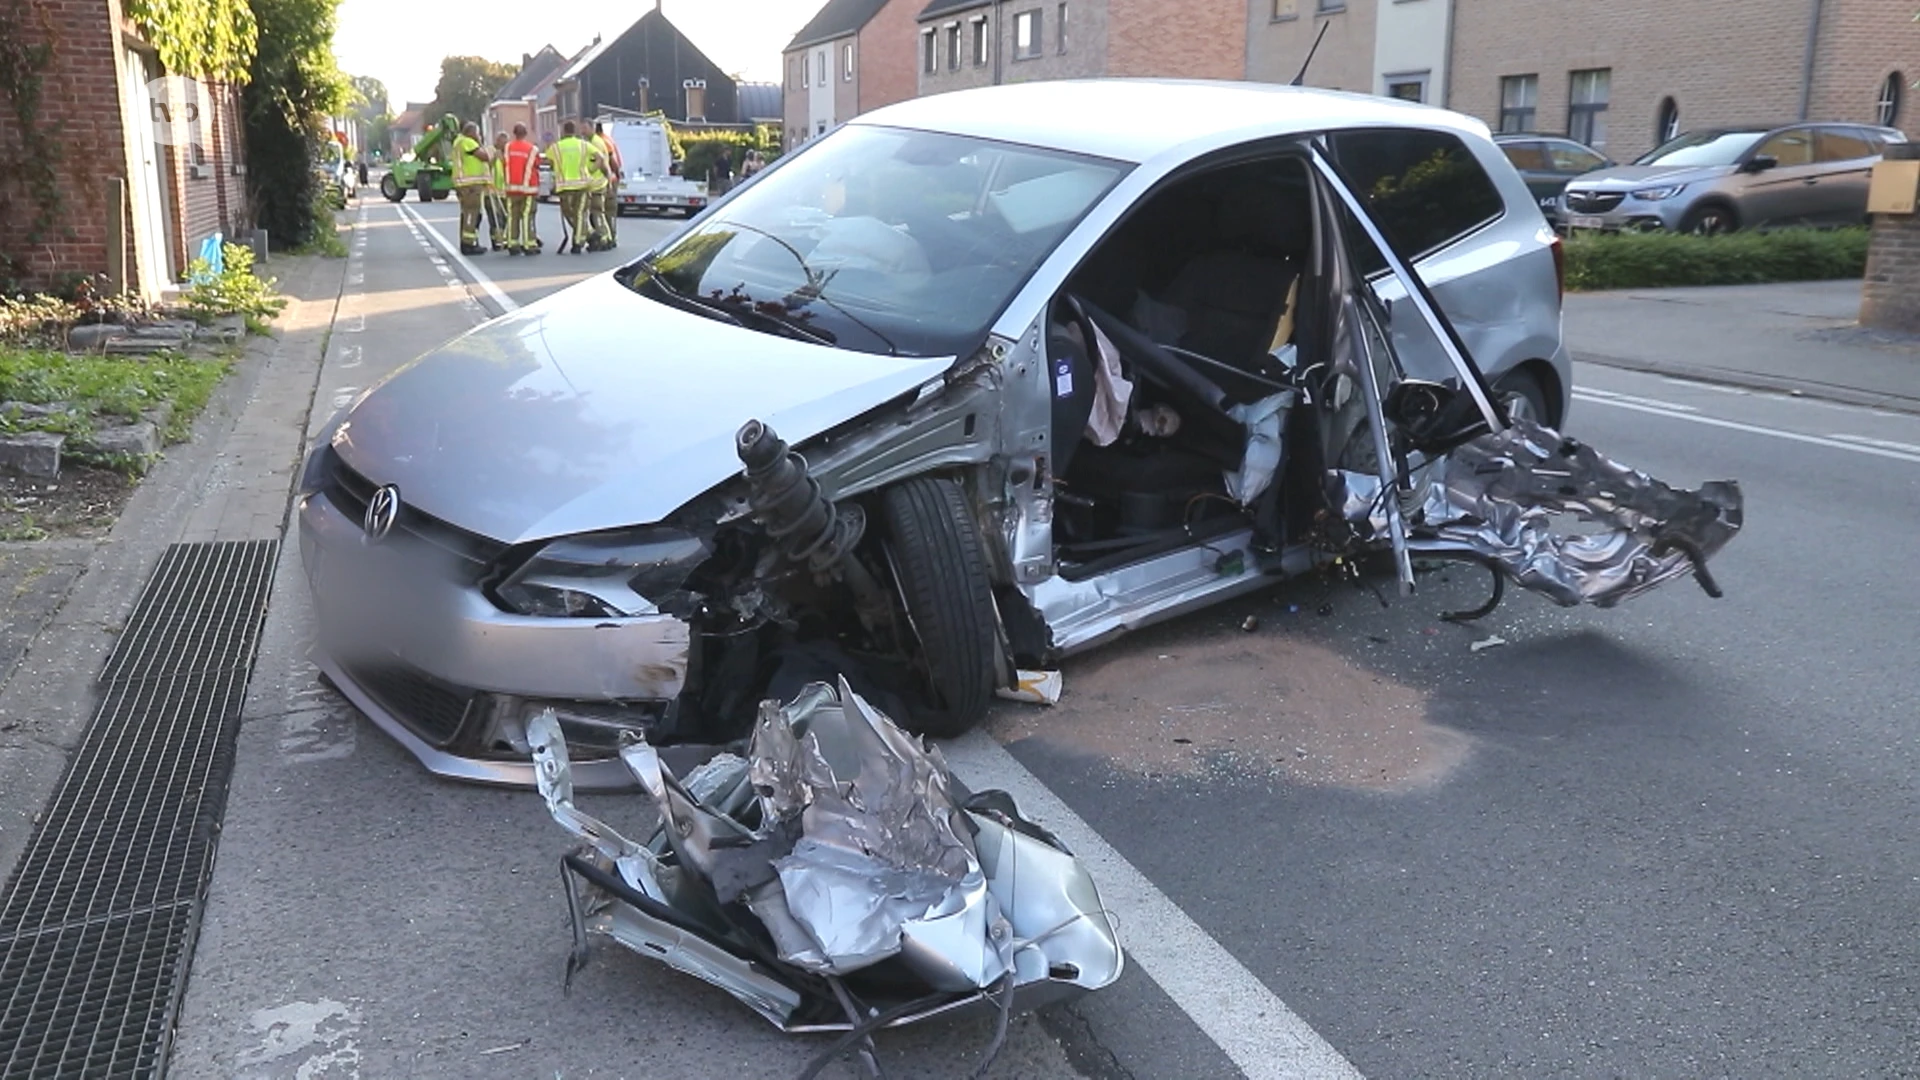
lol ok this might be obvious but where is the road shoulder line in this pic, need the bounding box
[945,731,1365,1080]
[398,202,520,316]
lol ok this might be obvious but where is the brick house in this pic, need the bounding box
[1447,0,1914,163]
[486,47,568,143]
[0,0,250,297]
[783,0,922,149]
[916,0,1245,98]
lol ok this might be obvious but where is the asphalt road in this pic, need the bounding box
[169,194,1920,1078]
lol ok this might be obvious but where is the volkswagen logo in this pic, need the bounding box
[363,484,401,542]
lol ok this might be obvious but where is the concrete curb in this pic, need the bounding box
[1574,351,1920,416]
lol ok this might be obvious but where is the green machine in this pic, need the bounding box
[381,113,460,202]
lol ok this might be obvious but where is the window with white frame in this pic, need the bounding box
[921,28,936,74]
[946,23,961,71]
[1014,9,1042,59]
[843,42,854,81]
[1498,74,1536,132]
[1058,3,1068,52]
[1878,72,1904,128]
[817,49,827,86]
[971,16,989,66]
[1568,68,1610,149]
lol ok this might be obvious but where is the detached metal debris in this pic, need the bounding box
[1341,419,1743,614]
[530,677,1121,1072]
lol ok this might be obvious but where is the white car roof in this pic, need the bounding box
[851,79,1492,164]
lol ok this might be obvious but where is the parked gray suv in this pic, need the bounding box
[1561,122,1906,234]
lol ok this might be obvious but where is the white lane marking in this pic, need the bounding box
[1828,434,1920,455]
[1573,392,1920,465]
[945,731,1364,1080]
[1575,387,1697,412]
[398,202,519,314]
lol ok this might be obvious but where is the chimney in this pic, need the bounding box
[523,52,532,67]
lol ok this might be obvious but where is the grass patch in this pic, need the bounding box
[0,347,231,443]
[1565,227,1868,291]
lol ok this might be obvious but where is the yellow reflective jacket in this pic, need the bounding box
[452,135,490,187]
[549,136,593,192]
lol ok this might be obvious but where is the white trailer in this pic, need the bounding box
[597,113,709,218]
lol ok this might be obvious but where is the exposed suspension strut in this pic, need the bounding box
[735,420,894,636]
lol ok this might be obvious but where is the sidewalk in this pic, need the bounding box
[0,247,345,885]
[1565,279,1920,413]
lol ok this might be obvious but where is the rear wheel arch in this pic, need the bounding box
[1495,360,1564,428]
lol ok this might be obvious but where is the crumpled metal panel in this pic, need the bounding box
[531,678,1123,1036]
[1341,418,1743,608]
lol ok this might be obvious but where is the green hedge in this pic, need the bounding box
[1564,227,1868,291]
[671,124,784,184]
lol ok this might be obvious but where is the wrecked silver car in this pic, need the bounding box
[533,677,1121,1071]
[295,80,1740,786]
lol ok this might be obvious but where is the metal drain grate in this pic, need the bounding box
[0,540,277,1080]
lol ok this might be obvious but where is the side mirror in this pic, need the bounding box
[1742,155,1779,174]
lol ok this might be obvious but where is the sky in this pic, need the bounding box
[333,0,814,107]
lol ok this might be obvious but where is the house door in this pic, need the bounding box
[119,48,176,295]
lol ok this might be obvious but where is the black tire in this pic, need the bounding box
[881,476,1000,737]
[380,174,403,202]
[1679,202,1738,236]
[1494,366,1552,427]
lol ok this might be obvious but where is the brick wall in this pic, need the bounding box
[917,1,1109,96]
[1246,0,1376,93]
[1861,145,1920,334]
[1108,0,1243,81]
[1448,0,1815,162]
[857,0,921,113]
[835,39,859,122]
[0,0,136,291]
[1807,0,1916,131]
[164,80,248,272]
[782,52,806,147]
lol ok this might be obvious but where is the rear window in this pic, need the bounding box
[1499,141,1549,171]
[1329,129,1505,272]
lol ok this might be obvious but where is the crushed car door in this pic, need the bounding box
[1306,143,1506,594]
[1306,143,1743,610]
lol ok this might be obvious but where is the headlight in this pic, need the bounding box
[1631,185,1687,201]
[492,527,711,618]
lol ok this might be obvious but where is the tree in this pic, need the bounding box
[427,56,517,127]
[241,0,348,247]
[349,74,387,118]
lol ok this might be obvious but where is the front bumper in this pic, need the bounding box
[297,483,690,789]
[1561,193,1688,232]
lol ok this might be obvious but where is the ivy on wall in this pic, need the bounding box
[125,0,258,83]
[0,0,62,250]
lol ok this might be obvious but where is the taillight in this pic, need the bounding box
[1549,234,1565,305]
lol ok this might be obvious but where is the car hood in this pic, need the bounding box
[1566,164,1732,191]
[331,272,954,544]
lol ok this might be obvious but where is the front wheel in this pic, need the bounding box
[882,476,1001,738]
[1679,202,1738,236]
[380,173,403,202]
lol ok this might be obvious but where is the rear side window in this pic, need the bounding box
[1545,141,1606,174]
[1816,127,1875,162]
[1329,128,1506,271]
[1499,141,1549,171]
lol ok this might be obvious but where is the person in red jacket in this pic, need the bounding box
[501,123,544,255]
